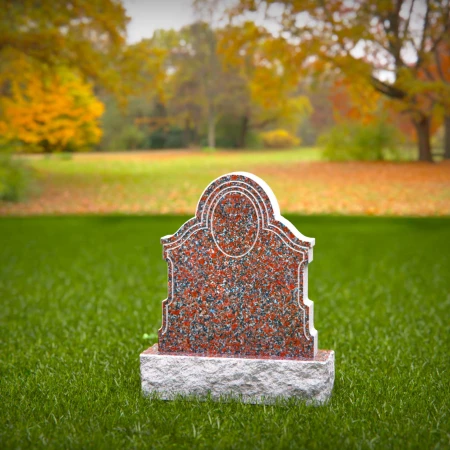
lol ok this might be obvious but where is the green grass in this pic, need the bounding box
[28,147,322,174]
[1,215,449,449]
[29,148,322,198]
[12,148,324,214]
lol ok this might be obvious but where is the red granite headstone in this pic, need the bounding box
[158,172,318,360]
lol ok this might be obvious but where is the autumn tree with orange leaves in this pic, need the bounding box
[233,0,450,161]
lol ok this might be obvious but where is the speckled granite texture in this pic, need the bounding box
[141,172,334,403]
[158,172,318,359]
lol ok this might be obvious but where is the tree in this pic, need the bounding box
[0,0,129,95]
[218,21,311,147]
[169,23,219,147]
[0,64,104,152]
[125,26,214,148]
[297,80,335,146]
[193,0,224,148]
[328,77,383,125]
[423,40,450,158]
[97,20,311,150]
[232,0,450,161]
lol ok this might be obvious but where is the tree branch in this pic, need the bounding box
[434,46,450,84]
[252,116,279,129]
[371,76,406,99]
[416,0,430,68]
[401,0,415,40]
[427,1,450,55]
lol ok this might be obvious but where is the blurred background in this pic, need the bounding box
[0,0,449,215]
[1,3,450,447]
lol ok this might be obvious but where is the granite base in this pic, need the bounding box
[140,345,334,405]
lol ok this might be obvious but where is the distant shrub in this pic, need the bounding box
[0,155,35,202]
[164,128,184,149]
[117,126,147,150]
[319,121,399,161]
[261,129,301,149]
[149,129,166,149]
[215,115,245,148]
[245,131,264,149]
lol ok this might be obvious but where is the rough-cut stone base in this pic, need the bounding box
[140,345,334,405]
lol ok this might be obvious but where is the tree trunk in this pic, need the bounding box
[207,104,215,148]
[237,116,249,148]
[444,115,450,160]
[413,116,433,162]
[41,140,52,153]
[183,118,190,148]
[192,127,199,146]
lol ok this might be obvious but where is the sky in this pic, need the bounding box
[123,0,197,43]
[122,0,281,43]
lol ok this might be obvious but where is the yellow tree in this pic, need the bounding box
[233,0,450,161]
[0,64,104,152]
[0,0,128,95]
[218,21,311,147]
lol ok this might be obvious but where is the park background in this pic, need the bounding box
[1,0,449,449]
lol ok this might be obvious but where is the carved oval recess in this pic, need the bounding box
[211,190,259,257]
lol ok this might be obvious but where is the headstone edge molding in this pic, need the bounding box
[160,171,315,262]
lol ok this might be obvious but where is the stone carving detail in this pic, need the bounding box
[158,172,318,359]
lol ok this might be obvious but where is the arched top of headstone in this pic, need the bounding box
[162,172,315,261]
[158,172,318,360]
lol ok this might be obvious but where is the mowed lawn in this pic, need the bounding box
[1,148,449,216]
[1,215,449,449]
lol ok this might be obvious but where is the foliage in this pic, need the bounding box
[244,131,264,149]
[98,96,127,150]
[218,21,312,146]
[0,215,449,448]
[0,65,104,153]
[212,116,244,148]
[329,75,441,145]
[297,81,335,146]
[261,129,300,149]
[133,25,213,148]
[99,94,189,151]
[116,126,147,151]
[111,22,311,150]
[319,121,400,161]
[0,155,35,202]
[163,128,185,149]
[0,0,129,96]
[232,0,450,161]
[329,77,385,126]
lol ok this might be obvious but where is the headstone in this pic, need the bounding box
[141,172,334,404]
